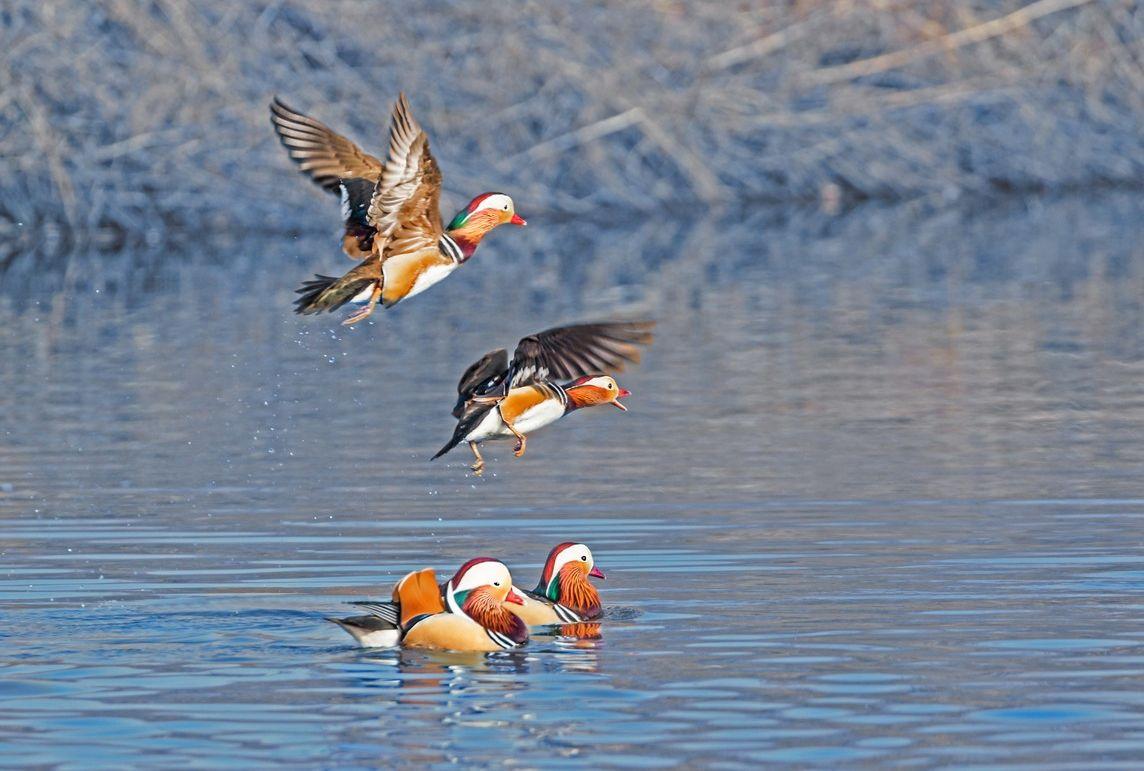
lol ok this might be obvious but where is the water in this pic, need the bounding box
[2,193,1143,767]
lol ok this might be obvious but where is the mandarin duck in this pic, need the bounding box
[349,542,606,630]
[329,558,529,651]
[271,94,526,325]
[509,542,606,625]
[432,321,654,475]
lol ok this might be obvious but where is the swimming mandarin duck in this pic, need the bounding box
[329,558,529,651]
[271,93,526,324]
[510,542,606,625]
[433,321,654,475]
[349,542,607,630]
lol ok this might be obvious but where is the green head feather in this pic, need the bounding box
[446,210,469,231]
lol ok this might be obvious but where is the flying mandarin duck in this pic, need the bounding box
[329,558,529,651]
[433,321,654,475]
[270,93,526,324]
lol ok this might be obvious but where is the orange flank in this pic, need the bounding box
[380,250,454,305]
[496,385,550,424]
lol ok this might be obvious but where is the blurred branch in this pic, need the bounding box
[15,85,77,230]
[512,108,643,161]
[706,17,816,70]
[804,0,1098,85]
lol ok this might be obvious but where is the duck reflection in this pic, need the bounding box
[555,622,602,643]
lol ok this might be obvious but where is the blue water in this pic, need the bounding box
[2,194,1144,767]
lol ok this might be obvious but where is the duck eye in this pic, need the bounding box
[493,581,500,586]
[581,555,588,561]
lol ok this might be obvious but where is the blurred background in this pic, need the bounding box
[1,0,1141,255]
[3,2,1144,767]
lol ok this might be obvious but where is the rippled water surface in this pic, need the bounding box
[3,195,1144,767]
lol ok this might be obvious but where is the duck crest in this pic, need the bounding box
[445,556,495,614]
[536,542,577,598]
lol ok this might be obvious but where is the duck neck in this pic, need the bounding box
[554,563,602,618]
[446,211,501,261]
[462,588,529,643]
[563,385,609,414]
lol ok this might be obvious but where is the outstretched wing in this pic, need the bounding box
[508,321,655,388]
[452,348,509,418]
[366,93,444,260]
[269,98,383,193]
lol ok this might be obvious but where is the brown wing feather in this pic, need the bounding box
[366,93,445,259]
[269,98,383,193]
[509,321,655,387]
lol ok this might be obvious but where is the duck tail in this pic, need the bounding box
[431,432,464,460]
[326,615,400,647]
[293,273,373,315]
[432,403,496,460]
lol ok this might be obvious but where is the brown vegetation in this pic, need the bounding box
[1,0,1141,252]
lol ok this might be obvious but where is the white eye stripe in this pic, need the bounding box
[473,194,513,213]
[455,561,512,591]
[552,544,594,577]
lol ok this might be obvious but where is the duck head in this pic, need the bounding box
[564,375,631,412]
[534,542,605,618]
[446,193,526,256]
[445,557,529,643]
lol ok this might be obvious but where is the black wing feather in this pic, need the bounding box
[349,601,400,625]
[433,401,498,459]
[508,321,655,388]
[452,348,509,418]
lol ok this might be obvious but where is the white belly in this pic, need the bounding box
[404,263,457,300]
[464,399,565,443]
[464,408,506,443]
[512,400,566,434]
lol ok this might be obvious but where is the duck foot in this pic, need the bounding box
[342,285,380,326]
[468,441,486,476]
[509,429,527,458]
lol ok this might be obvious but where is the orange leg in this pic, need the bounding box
[469,441,486,476]
[342,284,381,326]
[505,423,527,458]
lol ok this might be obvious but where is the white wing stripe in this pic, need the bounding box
[439,234,463,263]
[554,604,582,623]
